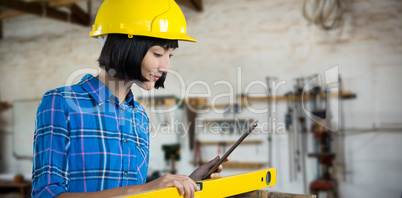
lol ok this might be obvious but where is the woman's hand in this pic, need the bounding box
[189,155,231,181]
[142,174,199,198]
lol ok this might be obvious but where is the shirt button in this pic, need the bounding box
[123,139,127,143]
[120,109,123,113]
[124,171,128,175]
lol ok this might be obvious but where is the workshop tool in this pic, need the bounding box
[295,77,308,194]
[288,89,300,182]
[291,96,299,182]
[306,76,338,197]
[186,102,197,150]
[306,76,325,179]
[285,92,295,182]
[266,77,278,168]
[223,103,240,120]
[124,168,277,198]
[338,75,347,182]
[302,0,343,30]
[162,144,181,174]
[293,78,303,178]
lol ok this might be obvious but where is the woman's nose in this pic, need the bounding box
[159,57,170,73]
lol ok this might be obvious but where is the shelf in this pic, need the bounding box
[133,91,356,110]
[238,91,356,102]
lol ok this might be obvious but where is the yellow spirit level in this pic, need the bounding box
[123,168,276,198]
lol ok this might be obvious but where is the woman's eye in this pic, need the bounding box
[153,52,163,57]
[169,54,174,58]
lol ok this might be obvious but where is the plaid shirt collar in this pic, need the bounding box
[79,74,135,106]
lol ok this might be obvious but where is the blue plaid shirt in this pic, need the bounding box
[32,74,150,197]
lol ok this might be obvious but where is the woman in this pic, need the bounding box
[31,0,229,198]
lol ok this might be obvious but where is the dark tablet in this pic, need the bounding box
[201,120,259,180]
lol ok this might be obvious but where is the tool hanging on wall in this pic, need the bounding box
[295,77,309,194]
[338,75,347,182]
[302,0,343,30]
[306,79,338,197]
[223,103,240,117]
[266,77,278,168]
[162,144,181,174]
[185,100,197,150]
[284,92,295,182]
[222,103,241,135]
[293,78,303,179]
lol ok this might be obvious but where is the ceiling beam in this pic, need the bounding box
[189,0,202,11]
[0,11,24,20]
[0,0,88,26]
[69,3,89,25]
[175,0,203,12]
[87,0,92,24]
[0,1,90,20]
[0,11,2,39]
[49,0,89,8]
[22,0,51,2]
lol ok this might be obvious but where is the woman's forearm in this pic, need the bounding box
[57,183,149,198]
[56,173,199,198]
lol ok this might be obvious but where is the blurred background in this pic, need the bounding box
[0,0,401,197]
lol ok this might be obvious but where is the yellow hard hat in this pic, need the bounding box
[90,0,196,42]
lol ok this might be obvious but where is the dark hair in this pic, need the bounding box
[98,34,179,89]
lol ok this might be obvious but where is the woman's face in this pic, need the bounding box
[135,46,174,90]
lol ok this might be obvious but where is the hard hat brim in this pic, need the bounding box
[90,31,197,43]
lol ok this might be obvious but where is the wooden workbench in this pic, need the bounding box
[0,180,31,198]
[229,190,316,198]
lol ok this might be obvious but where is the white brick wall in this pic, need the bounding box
[0,0,401,197]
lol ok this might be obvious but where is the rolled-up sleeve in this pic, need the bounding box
[32,89,70,198]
